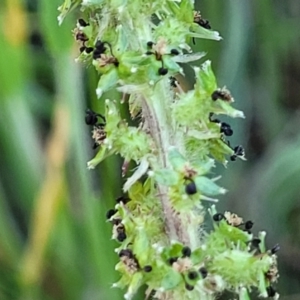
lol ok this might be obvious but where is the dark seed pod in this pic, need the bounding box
[210,118,220,124]
[158,67,168,76]
[143,265,153,272]
[271,244,280,254]
[85,47,94,54]
[95,40,107,52]
[182,246,192,257]
[169,76,178,87]
[117,232,127,242]
[93,49,102,60]
[213,213,225,221]
[116,196,131,204]
[188,271,198,280]
[234,145,245,156]
[185,181,197,195]
[266,286,276,297]
[168,257,178,265]
[185,283,194,291]
[80,46,86,53]
[211,89,232,101]
[198,19,211,29]
[119,249,133,258]
[78,18,89,27]
[199,267,208,279]
[220,122,233,136]
[112,218,121,226]
[230,145,245,161]
[170,49,180,55]
[230,155,237,161]
[251,238,261,249]
[106,209,117,219]
[76,32,88,42]
[147,41,154,48]
[211,90,220,101]
[244,220,254,230]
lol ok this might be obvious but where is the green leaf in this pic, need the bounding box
[168,148,186,171]
[194,176,226,196]
[128,181,144,201]
[154,169,179,186]
[190,24,222,41]
[213,100,245,119]
[161,268,182,290]
[87,146,115,169]
[239,287,251,300]
[96,69,119,98]
[124,158,149,192]
[217,221,251,244]
[57,0,80,25]
[194,60,217,95]
[126,272,144,300]
[190,248,205,265]
[133,232,149,263]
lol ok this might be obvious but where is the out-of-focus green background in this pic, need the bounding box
[0,0,299,299]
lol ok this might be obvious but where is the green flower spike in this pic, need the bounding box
[58,0,279,299]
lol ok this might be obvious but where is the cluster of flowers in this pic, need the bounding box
[58,0,279,299]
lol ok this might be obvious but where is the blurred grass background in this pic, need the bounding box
[0,0,299,299]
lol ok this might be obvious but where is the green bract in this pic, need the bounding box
[59,0,279,299]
